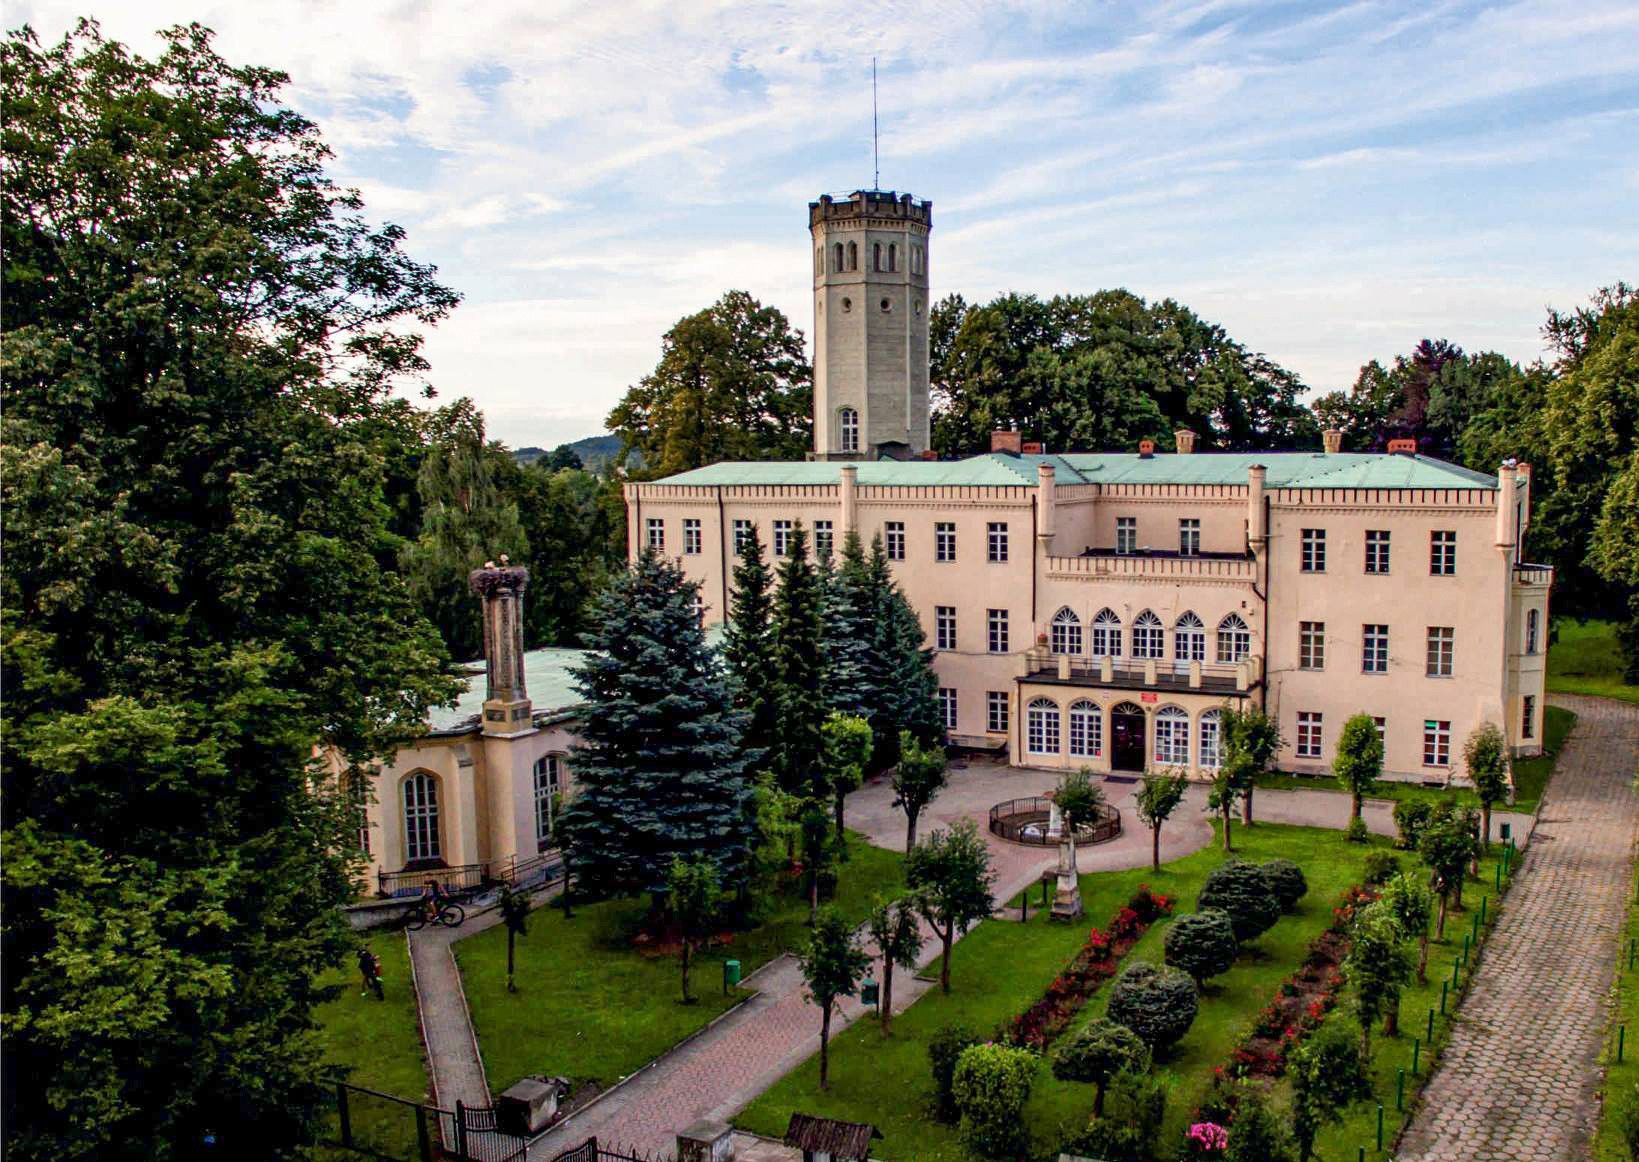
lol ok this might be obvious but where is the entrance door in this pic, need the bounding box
[1111,704,1147,772]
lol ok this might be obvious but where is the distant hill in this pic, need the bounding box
[514,434,636,473]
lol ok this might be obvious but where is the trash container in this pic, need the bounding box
[860,978,880,1008]
[1500,822,1512,842]
[723,959,741,994]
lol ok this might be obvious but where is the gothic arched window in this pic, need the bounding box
[839,407,859,453]
[1091,608,1122,658]
[1217,613,1251,663]
[403,771,441,864]
[1132,611,1164,660]
[1050,607,1082,655]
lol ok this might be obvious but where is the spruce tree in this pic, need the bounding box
[771,524,828,797]
[822,530,874,717]
[559,550,756,898]
[862,535,942,761]
[723,524,777,767]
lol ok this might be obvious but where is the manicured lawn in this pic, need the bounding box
[1549,618,1639,704]
[1511,704,1576,810]
[1594,895,1639,1162]
[461,831,903,1093]
[738,823,1385,1161]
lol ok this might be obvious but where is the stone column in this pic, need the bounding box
[469,560,532,738]
[1246,464,1267,550]
[1037,462,1056,547]
[839,463,858,536]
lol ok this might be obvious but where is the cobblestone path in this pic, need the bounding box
[1398,695,1639,1162]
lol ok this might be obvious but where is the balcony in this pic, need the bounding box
[1045,549,1256,582]
[1513,562,1553,588]
[1020,648,1256,697]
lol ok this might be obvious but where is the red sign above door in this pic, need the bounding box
[1140,692,1158,703]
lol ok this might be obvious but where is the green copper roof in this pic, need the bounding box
[430,647,588,732]
[651,452,1499,490]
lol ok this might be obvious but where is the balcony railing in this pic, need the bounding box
[1044,552,1256,581]
[1513,562,1553,587]
[1023,648,1255,695]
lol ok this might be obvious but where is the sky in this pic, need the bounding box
[13,1,1639,450]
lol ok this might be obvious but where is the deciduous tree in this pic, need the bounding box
[822,712,874,846]
[1343,901,1413,1057]
[1333,712,1384,825]
[1379,872,1435,982]
[891,730,950,853]
[866,893,923,1036]
[907,818,996,994]
[1220,704,1280,832]
[498,885,531,994]
[667,855,724,1005]
[1464,722,1508,850]
[1134,769,1189,872]
[798,906,870,1090]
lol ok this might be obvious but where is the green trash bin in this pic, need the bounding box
[1500,822,1512,842]
[723,959,741,995]
[861,979,880,1008]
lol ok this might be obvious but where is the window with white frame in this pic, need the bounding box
[1301,528,1326,572]
[1362,624,1389,674]
[987,608,1010,653]
[1199,711,1222,769]
[885,521,905,561]
[1216,614,1250,663]
[773,519,793,557]
[1365,529,1391,574]
[1522,694,1536,739]
[1296,712,1323,759]
[1091,609,1123,658]
[987,691,1009,733]
[1116,517,1137,555]
[1430,530,1456,575]
[1051,607,1082,655]
[935,522,956,562]
[683,518,702,555]
[1132,610,1164,659]
[1069,700,1101,758]
[935,606,956,651]
[1373,716,1386,746]
[646,517,665,551]
[1027,698,1061,754]
[733,519,753,554]
[403,771,441,863]
[533,755,563,852]
[987,522,1008,563]
[1423,719,1451,766]
[814,520,833,560]
[1299,621,1326,670]
[1154,706,1190,765]
[938,687,958,731]
[350,772,371,855]
[1174,612,1205,663]
[839,407,859,453]
[1525,608,1540,654]
[1179,518,1201,557]
[1426,626,1454,677]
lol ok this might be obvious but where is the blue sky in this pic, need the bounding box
[17,1,1639,448]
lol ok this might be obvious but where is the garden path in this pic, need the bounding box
[1397,694,1639,1162]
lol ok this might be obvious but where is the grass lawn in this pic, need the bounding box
[1549,618,1639,705]
[460,830,903,1094]
[738,823,1386,1161]
[1594,894,1639,1161]
[1253,704,1575,815]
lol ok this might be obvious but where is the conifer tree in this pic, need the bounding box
[723,524,777,767]
[822,531,874,717]
[862,535,942,761]
[559,550,756,898]
[771,524,828,797]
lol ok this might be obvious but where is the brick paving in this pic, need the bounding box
[1397,695,1639,1162]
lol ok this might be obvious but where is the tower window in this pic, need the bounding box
[846,241,857,271]
[814,247,823,277]
[841,297,852,313]
[873,242,882,271]
[833,242,843,273]
[839,407,859,453]
[880,298,891,313]
[888,242,897,271]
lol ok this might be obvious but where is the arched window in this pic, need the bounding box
[1132,611,1164,660]
[403,771,441,864]
[1091,608,1123,658]
[1217,613,1251,663]
[533,755,563,852]
[839,407,859,453]
[1198,710,1222,770]
[833,242,844,273]
[1154,706,1190,765]
[1027,698,1061,755]
[873,242,883,271]
[888,242,897,271]
[1051,607,1082,655]
[1525,608,1539,655]
[846,241,857,271]
[1069,700,1101,758]
[1174,611,1206,665]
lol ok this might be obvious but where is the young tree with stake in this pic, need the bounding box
[799,907,870,1090]
[865,893,923,1035]
[1342,900,1413,1058]
[1220,704,1279,829]
[497,885,530,994]
[667,855,723,1005]
[1464,722,1508,851]
[1333,712,1384,826]
[1418,806,1477,937]
[1380,871,1435,983]
[1134,768,1189,871]
[822,713,874,847]
[891,730,949,853]
[907,819,996,994]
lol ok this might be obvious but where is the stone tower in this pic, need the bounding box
[809,190,932,460]
[468,559,532,737]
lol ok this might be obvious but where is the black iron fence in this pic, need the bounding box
[376,851,565,902]
[988,797,1122,846]
[549,1140,673,1162]
[329,1083,525,1162]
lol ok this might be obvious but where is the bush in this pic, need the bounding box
[1060,1119,1145,1162]
[1344,816,1370,844]
[1061,1069,1167,1162]
[927,1024,979,1123]
[1107,962,1199,1055]
[1163,910,1238,986]
[1259,859,1308,910]
[1618,1081,1639,1159]
[1197,862,1282,942]
[1393,799,1434,850]
[1051,1019,1150,1115]
[1226,1085,1297,1162]
[951,1042,1036,1158]
[1363,850,1401,886]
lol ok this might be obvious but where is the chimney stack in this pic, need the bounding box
[990,430,1023,455]
[1495,462,1518,549]
[1246,465,1268,549]
[1037,462,1057,544]
[839,463,858,534]
[1387,438,1417,455]
[1322,429,1343,454]
[469,561,532,736]
[1174,429,1197,455]
[1138,438,1156,458]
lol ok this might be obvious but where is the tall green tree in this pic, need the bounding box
[822,531,875,718]
[867,536,943,756]
[723,524,777,767]
[1417,805,1477,938]
[1464,722,1509,850]
[822,713,874,846]
[770,524,827,797]
[891,730,950,852]
[506,457,626,648]
[1,21,460,1159]
[1134,768,1189,872]
[1342,901,1413,1058]
[907,819,996,994]
[799,906,871,1091]
[667,855,724,1005]
[558,550,756,898]
[608,290,812,476]
[1333,712,1384,824]
[866,893,923,1036]
[1379,871,1435,983]
[1219,704,1280,836]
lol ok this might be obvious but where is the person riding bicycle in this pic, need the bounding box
[419,877,447,922]
[356,947,384,1000]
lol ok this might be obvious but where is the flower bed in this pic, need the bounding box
[1002,885,1174,1051]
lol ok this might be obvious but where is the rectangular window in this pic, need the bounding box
[885,521,905,561]
[533,755,563,852]
[1426,626,1454,677]
[646,517,665,551]
[1299,621,1326,670]
[1423,720,1451,766]
[732,519,753,554]
[987,522,1009,563]
[1362,624,1388,674]
[987,608,1009,654]
[1296,711,1323,759]
[1301,528,1326,573]
[935,606,956,651]
[1069,703,1102,758]
[1373,716,1386,746]
[1027,701,1059,755]
[1365,529,1391,574]
[1430,530,1456,576]
[1199,715,1221,770]
[1116,517,1137,555]
[773,519,793,557]
[938,688,958,732]
[682,518,702,555]
[814,519,833,560]
[350,773,371,855]
[1522,695,1536,740]
[1179,518,1201,557]
[935,522,956,563]
[987,691,1009,734]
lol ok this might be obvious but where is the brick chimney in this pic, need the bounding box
[1386,438,1417,455]
[1020,440,1043,455]
[1138,438,1156,458]
[990,430,1022,455]
[469,559,532,737]
[1323,429,1343,454]
[1174,429,1197,455]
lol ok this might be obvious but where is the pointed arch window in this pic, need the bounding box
[1027,698,1061,755]
[1525,608,1540,655]
[1217,613,1251,663]
[1069,700,1101,758]
[403,772,441,865]
[1091,608,1123,658]
[834,242,844,273]
[1155,706,1190,765]
[1050,607,1082,655]
[847,241,858,271]
[1132,611,1164,660]
[839,407,859,453]
[888,242,897,272]
[873,242,883,271]
[1174,611,1206,664]
[1199,710,1222,770]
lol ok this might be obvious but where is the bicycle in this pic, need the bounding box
[405,901,466,931]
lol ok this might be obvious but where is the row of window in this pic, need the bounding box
[934,606,1014,654]
[1293,712,1459,766]
[1047,607,1251,663]
[823,240,926,275]
[1297,622,1458,677]
[1019,701,1222,766]
[1301,527,1458,576]
[396,757,565,864]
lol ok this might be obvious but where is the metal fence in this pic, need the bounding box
[376,850,565,904]
[988,796,1122,846]
[548,1140,674,1162]
[330,1083,525,1162]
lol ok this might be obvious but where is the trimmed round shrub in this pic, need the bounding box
[1107,962,1199,1055]
[1226,1086,1298,1162]
[1196,862,1281,942]
[1344,815,1370,844]
[1259,859,1308,910]
[1163,909,1238,985]
[927,1024,979,1123]
[952,1042,1036,1158]
[1363,849,1401,886]
[1051,1019,1151,1115]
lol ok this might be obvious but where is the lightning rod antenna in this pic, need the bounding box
[872,57,879,190]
